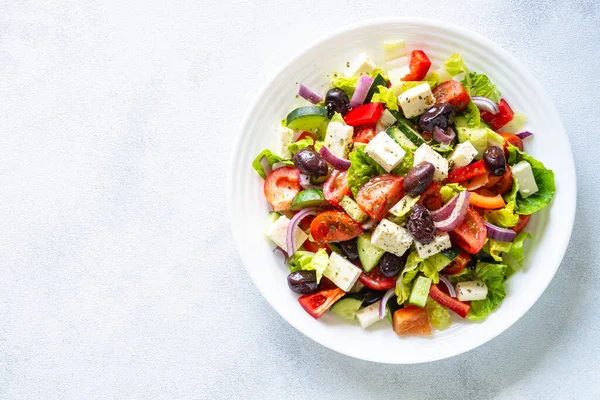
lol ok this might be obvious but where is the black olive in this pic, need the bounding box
[418,103,456,132]
[379,252,408,278]
[483,146,507,176]
[325,88,350,118]
[293,149,329,177]
[406,204,436,244]
[287,270,319,294]
[362,290,385,306]
[339,239,359,261]
[403,162,435,197]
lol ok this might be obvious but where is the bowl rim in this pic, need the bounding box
[227,16,576,364]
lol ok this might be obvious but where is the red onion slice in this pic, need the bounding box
[260,155,272,177]
[273,246,287,258]
[483,221,517,242]
[438,274,457,298]
[433,191,471,232]
[361,218,378,231]
[319,145,351,170]
[299,174,321,190]
[516,131,534,140]
[431,193,460,222]
[349,75,375,108]
[286,208,320,256]
[298,84,323,105]
[433,126,456,145]
[379,288,396,319]
[472,96,500,114]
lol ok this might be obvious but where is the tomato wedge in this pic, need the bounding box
[485,166,513,195]
[446,160,487,184]
[429,284,470,318]
[499,132,524,156]
[299,216,331,253]
[393,305,431,336]
[310,210,363,244]
[451,208,487,254]
[295,131,318,146]
[298,288,345,319]
[401,50,432,82]
[481,99,514,131]
[356,174,404,220]
[344,103,384,127]
[469,192,506,209]
[417,182,443,211]
[323,170,351,207]
[511,214,531,234]
[353,125,376,144]
[442,252,472,275]
[358,269,396,291]
[432,80,470,112]
[263,167,302,211]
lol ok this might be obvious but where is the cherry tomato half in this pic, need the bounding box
[310,210,363,244]
[355,174,404,220]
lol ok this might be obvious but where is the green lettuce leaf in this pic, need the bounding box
[504,232,532,278]
[463,100,481,128]
[391,144,414,176]
[506,144,556,215]
[347,146,386,197]
[396,251,422,304]
[397,81,437,94]
[371,85,399,111]
[486,240,512,262]
[426,298,452,330]
[485,200,519,228]
[288,137,314,154]
[331,75,358,98]
[288,248,329,282]
[251,149,293,179]
[444,53,471,88]
[462,72,501,102]
[467,262,507,320]
[330,112,346,124]
[368,68,389,80]
[439,183,465,203]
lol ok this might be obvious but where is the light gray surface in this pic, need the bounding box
[0,0,597,399]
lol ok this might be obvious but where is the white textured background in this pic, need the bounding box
[0,1,597,399]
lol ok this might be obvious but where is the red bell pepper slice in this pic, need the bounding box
[344,103,384,127]
[401,50,432,82]
[480,99,514,131]
[429,284,471,318]
[446,160,487,183]
[298,288,345,319]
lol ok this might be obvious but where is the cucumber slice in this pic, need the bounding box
[357,233,385,273]
[286,106,328,131]
[330,297,363,321]
[365,74,387,103]
[409,276,432,308]
[396,118,427,146]
[340,196,369,223]
[386,126,417,151]
[290,189,328,210]
[441,247,461,262]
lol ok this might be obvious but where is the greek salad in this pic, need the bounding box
[252,41,555,336]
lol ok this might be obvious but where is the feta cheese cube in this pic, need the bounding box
[274,126,294,160]
[456,280,488,301]
[375,109,398,133]
[364,131,406,172]
[448,140,478,170]
[356,300,383,329]
[398,83,436,118]
[371,219,413,257]
[324,121,354,159]
[323,252,362,292]
[512,161,539,198]
[264,215,307,253]
[383,40,407,62]
[414,232,452,259]
[414,144,449,181]
[344,53,376,78]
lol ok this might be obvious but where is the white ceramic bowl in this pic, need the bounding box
[228,18,576,364]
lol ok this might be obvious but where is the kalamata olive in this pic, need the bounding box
[339,238,359,261]
[483,146,507,176]
[406,204,436,244]
[403,162,435,196]
[362,290,385,306]
[325,88,350,118]
[293,148,328,177]
[379,252,408,278]
[418,103,456,132]
[287,270,319,294]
